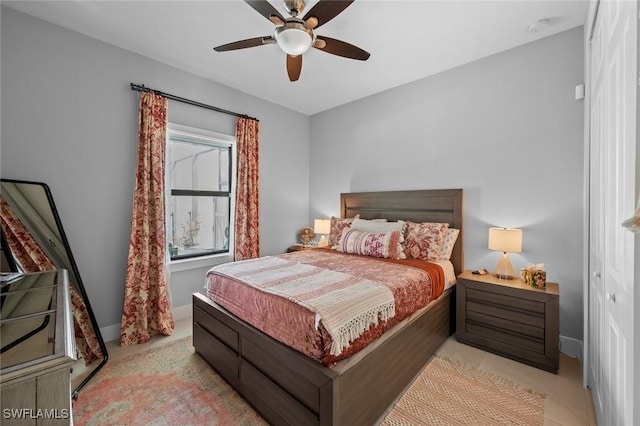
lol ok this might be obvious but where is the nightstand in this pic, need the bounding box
[286,244,317,253]
[456,270,559,373]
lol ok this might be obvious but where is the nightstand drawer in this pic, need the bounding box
[465,323,545,354]
[466,300,545,328]
[466,310,545,340]
[467,288,544,314]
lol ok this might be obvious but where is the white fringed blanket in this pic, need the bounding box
[210,256,396,355]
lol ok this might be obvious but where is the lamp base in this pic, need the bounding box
[317,235,328,247]
[494,253,516,280]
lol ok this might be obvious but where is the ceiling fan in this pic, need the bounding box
[213,0,370,82]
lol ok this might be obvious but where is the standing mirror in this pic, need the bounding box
[0,178,107,399]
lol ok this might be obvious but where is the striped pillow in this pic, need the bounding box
[337,229,405,259]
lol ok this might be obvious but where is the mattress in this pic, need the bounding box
[205,249,448,366]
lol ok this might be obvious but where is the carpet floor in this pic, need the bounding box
[73,336,545,426]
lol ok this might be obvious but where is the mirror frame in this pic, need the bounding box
[0,178,108,399]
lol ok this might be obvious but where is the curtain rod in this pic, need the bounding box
[130,83,258,122]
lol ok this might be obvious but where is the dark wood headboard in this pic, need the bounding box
[340,189,464,275]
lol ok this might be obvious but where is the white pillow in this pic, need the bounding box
[351,217,405,234]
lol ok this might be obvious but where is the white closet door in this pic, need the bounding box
[587,1,636,424]
[587,4,605,416]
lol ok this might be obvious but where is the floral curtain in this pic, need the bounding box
[234,117,260,260]
[120,92,174,345]
[0,196,103,364]
[0,197,56,272]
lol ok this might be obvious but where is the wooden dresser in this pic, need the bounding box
[1,270,76,425]
[456,270,559,373]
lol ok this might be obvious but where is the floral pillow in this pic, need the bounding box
[439,228,460,260]
[337,228,405,259]
[329,215,359,247]
[403,221,449,261]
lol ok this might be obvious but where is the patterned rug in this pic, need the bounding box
[381,356,545,426]
[73,336,544,426]
[72,337,266,426]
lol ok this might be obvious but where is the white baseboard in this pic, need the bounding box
[560,335,583,360]
[99,302,193,344]
[172,303,192,321]
[99,323,121,344]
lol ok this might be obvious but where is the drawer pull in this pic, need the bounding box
[606,292,616,303]
[593,271,601,278]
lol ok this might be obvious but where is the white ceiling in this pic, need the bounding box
[4,0,587,115]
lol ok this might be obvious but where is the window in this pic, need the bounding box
[166,124,234,261]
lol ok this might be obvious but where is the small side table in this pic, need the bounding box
[456,270,559,373]
[286,244,318,253]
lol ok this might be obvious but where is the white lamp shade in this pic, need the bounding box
[488,227,523,253]
[314,219,331,235]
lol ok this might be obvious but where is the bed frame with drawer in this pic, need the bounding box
[193,189,463,426]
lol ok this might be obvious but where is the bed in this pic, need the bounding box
[193,189,463,426]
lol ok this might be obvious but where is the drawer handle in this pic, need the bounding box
[606,292,616,303]
[593,271,601,278]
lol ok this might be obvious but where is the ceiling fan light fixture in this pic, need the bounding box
[275,22,313,56]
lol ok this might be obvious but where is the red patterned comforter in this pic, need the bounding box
[206,249,445,366]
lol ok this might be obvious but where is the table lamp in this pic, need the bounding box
[314,219,331,247]
[488,227,523,279]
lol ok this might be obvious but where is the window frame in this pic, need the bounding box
[165,123,236,266]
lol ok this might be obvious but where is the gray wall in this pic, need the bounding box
[1,7,310,331]
[309,28,585,342]
[1,7,585,345]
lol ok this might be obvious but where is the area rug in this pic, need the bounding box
[73,336,544,426]
[381,356,546,426]
[72,336,267,426]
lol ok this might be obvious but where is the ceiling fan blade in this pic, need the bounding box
[244,1,286,24]
[286,54,302,82]
[314,36,370,60]
[302,1,354,29]
[214,36,275,52]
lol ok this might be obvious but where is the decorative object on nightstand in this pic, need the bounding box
[488,227,522,279]
[456,270,559,373]
[299,226,314,245]
[521,263,547,288]
[314,219,331,248]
